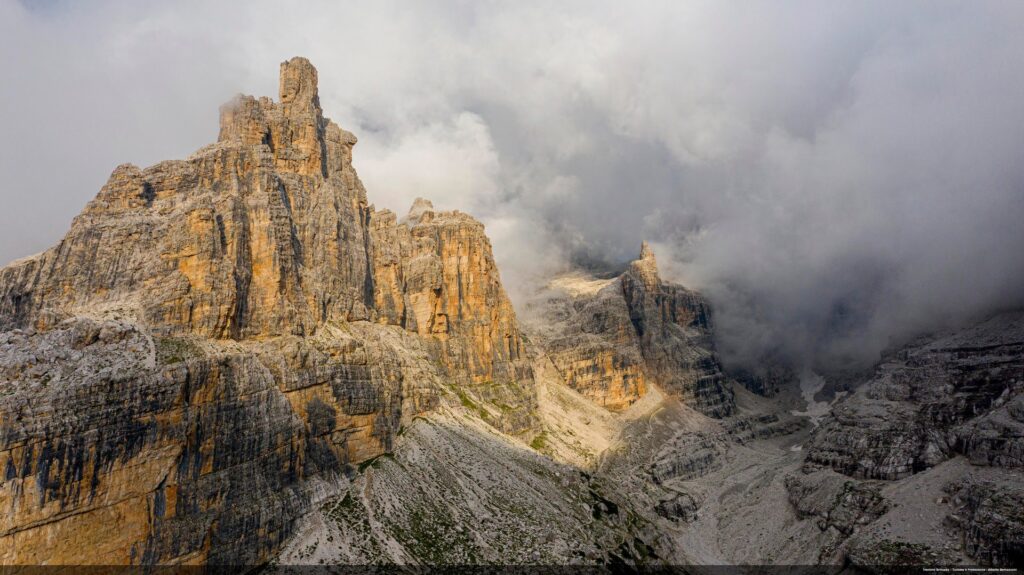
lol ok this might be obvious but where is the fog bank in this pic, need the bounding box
[4,0,1023,370]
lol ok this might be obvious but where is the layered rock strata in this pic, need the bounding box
[945,477,1024,566]
[0,58,535,565]
[785,311,1024,567]
[525,243,733,416]
[804,311,1024,480]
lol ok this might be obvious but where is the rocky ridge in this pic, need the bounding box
[804,311,1024,480]
[782,311,1024,567]
[522,243,734,417]
[0,58,535,565]
[1,55,1020,571]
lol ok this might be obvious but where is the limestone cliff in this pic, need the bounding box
[0,318,439,565]
[620,243,733,417]
[804,311,1024,480]
[524,243,733,417]
[369,200,535,433]
[523,271,647,412]
[0,58,535,565]
[785,310,1024,567]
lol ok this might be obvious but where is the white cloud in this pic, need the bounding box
[3,0,1024,371]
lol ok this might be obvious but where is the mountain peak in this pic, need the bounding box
[279,56,321,113]
[406,197,435,222]
[217,57,345,178]
[629,240,659,285]
[639,241,655,262]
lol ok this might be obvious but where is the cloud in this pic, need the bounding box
[3,0,1024,371]
[357,112,501,216]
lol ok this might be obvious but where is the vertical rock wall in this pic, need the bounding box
[528,244,733,416]
[0,57,535,565]
[620,243,733,417]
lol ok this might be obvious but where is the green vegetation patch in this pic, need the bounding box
[154,336,204,365]
[356,453,394,473]
[530,430,549,451]
[454,387,492,422]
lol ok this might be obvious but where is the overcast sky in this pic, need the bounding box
[3,0,1024,371]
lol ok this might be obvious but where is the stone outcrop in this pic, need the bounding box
[945,477,1024,566]
[781,310,1024,568]
[654,492,701,523]
[0,58,535,565]
[803,311,1024,480]
[648,434,728,484]
[785,472,890,538]
[620,244,733,417]
[369,201,535,433]
[647,414,803,486]
[524,243,733,416]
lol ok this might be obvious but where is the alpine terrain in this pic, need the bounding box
[0,59,1021,570]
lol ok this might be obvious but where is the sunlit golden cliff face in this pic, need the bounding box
[0,58,536,565]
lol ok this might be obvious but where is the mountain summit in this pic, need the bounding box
[0,58,538,564]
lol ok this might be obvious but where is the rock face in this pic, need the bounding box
[525,243,733,416]
[0,318,439,564]
[730,365,794,398]
[945,477,1024,566]
[620,244,733,417]
[804,312,1024,480]
[783,311,1024,568]
[369,201,535,433]
[0,58,535,565]
[523,272,647,412]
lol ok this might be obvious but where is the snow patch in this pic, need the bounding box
[790,371,831,426]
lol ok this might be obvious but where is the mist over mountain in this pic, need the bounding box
[3,0,1024,373]
[3,4,1024,563]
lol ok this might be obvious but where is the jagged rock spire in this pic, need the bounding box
[279,56,321,114]
[630,240,660,286]
[217,56,355,178]
[639,241,656,262]
[405,197,435,223]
